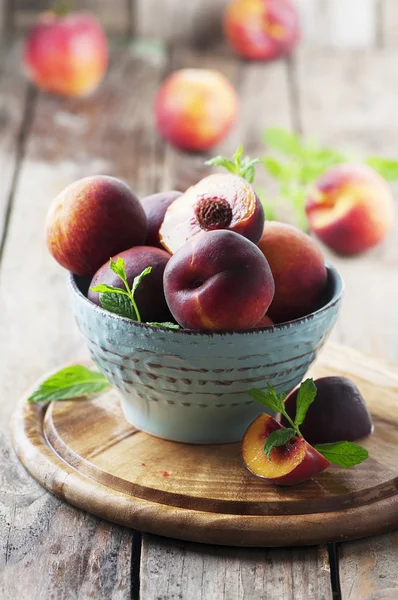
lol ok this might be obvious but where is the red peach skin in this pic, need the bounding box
[155,69,238,151]
[163,230,275,330]
[141,191,182,249]
[45,176,147,276]
[224,0,300,61]
[258,221,327,323]
[306,164,395,255]
[23,11,108,97]
[242,414,330,485]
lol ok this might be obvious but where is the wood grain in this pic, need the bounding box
[11,343,398,548]
[140,535,332,600]
[0,41,170,598]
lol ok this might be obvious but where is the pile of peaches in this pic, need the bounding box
[45,171,329,330]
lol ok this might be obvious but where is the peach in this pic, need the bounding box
[45,175,147,277]
[253,314,274,328]
[160,173,265,254]
[224,0,300,61]
[242,414,330,485]
[88,246,172,323]
[141,191,182,249]
[257,221,327,323]
[281,376,374,445]
[163,230,275,330]
[306,164,395,255]
[23,11,108,97]
[155,69,238,151]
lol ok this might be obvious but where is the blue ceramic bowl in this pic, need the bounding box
[69,265,343,444]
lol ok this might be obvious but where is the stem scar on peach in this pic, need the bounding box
[159,173,265,254]
[242,414,330,485]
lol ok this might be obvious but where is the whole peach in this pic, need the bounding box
[163,229,275,330]
[224,0,300,61]
[23,11,108,97]
[306,164,395,255]
[88,246,172,323]
[45,176,147,277]
[258,221,327,323]
[141,191,182,248]
[155,69,238,151]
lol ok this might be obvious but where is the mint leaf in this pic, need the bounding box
[263,428,295,460]
[233,144,244,166]
[132,266,152,295]
[263,127,302,156]
[263,156,285,179]
[294,378,317,427]
[315,442,369,468]
[109,256,128,283]
[28,366,109,403]
[365,157,398,181]
[90,284,129,295]
[147,322,181,329]
[247,386,286,414]
[205,156,236,172]
[99,292,138,320]
[242,164,255,184]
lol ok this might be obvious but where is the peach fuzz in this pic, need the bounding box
[160,173,264,254]
[45,176,147,277]
[306,164,395,255]
[242,414,330,485]
[23,11,108,97]
[258,221,327,323]
[224,0,300,61]
[163,230,275,330]
[155,69,238,151]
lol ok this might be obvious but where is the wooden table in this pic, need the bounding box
[1,35,398,599]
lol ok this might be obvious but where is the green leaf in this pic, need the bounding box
[263,156,286,179]
[109,256,128,283]
[263,428,295,460]
[366,157,398,181]
[90,284,129,295]
[131,266,152,295]
[28,365,109,403]
[263,127,302,156]
[243,165,255,184]
[205,156,236,173]
[99,292,138,320]
[294,378,317,427]
[147,322,181,329]
[233,144,244,166]
[247,386,286,414]
[315,441,369,468]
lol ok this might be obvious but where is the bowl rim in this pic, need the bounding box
[68,262,344,338]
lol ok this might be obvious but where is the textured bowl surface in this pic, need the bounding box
[69,266,343,443]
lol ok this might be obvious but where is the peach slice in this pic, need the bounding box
[242,414,330,485]
[159,173,264,254]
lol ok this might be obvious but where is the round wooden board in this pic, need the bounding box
[11,343,398,547]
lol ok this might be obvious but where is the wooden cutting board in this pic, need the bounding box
[11,342,398,547]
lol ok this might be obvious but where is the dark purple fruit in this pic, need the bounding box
[281,376,373,444]
[88,246,172,323]
[141,190,182,248]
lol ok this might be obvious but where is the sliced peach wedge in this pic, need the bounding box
[159,173,264,254]
[242,414,330,486]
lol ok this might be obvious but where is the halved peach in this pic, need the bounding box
[159,173,264,254]
[242,414,330,485]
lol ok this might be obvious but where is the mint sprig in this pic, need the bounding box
[91,258,152,322]
[247,379,369,469]
[263,428,295,460]
[314,442,369,468]
[28,366,109,403]
[205,145,261,184]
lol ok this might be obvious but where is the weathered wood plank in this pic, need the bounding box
[339,534,398,599]
[380,0,398,47]
[0,42,169,597]
[296,48,398,362]
[140,535,332,600]
[0,44,31,252]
